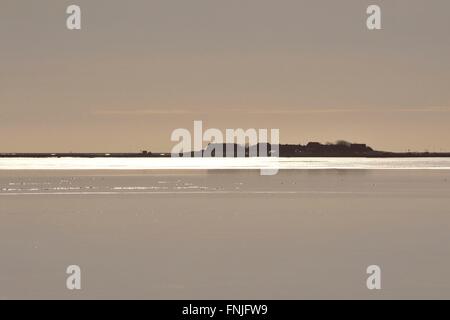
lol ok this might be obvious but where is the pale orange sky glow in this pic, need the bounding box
[1,0,449,152]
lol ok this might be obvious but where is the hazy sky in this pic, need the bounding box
[1,0,449,152]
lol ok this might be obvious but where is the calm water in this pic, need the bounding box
[1,165,450,299]
[1,157,450,170]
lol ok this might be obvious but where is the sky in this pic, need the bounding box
[1,0,449,152]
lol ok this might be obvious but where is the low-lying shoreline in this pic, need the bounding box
[1,152,450,158]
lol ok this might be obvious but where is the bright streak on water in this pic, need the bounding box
[1,157,450,170]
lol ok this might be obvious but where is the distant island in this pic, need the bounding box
[1,141,450,158]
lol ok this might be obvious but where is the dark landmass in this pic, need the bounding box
[1,141,450,158]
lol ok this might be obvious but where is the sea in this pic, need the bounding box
[1,157,450,299]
